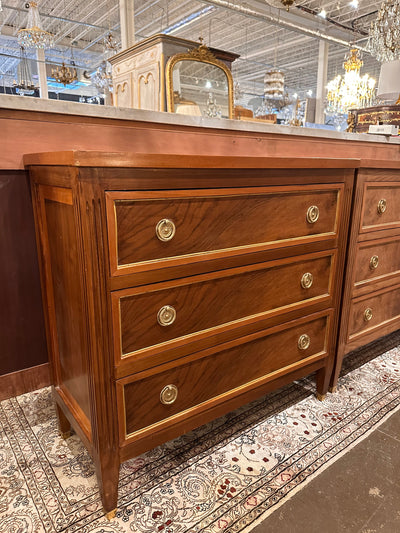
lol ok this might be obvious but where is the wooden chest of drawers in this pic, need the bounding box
[25,151,357,515]
[331,161,400,389]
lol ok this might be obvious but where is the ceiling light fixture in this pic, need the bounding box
[17,2,53,49]
[318,9,327,18]
[349,0,358,8]
[326,49,376,117]
[51,62,78,86]
[368,0,400,62]
[13,47,37,95]
[279,0,295,10]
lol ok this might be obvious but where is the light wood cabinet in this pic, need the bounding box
[25,151,356,515]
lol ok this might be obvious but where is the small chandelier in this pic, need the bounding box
[51,62,78,86]
[264,69,291,111]
[17,2,53,49]
[326,49,376,115]
[92,61,113,94]
[280,0,295,10]
[13,47,37,95]
[368,0,400,62]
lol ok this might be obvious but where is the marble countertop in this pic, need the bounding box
[1,93,400,145]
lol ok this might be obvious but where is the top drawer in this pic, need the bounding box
[106,186,342,276]
[361,183,400,232]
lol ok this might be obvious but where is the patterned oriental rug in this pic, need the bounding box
[1,333,400,533]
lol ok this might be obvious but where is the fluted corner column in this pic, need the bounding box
[119,0,135,50]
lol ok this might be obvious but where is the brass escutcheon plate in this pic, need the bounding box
[306,205,319,224]
[364,307,373,322]
[377,199,387,215]
[160,384,178,405]
[157,305,176,326]
[298,334,311,350]
[301,272,313,289]
[369,255,379,270]
[156,218,176,241]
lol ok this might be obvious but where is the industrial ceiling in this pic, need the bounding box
[0,0,382,103]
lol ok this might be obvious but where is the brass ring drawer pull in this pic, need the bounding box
[369,255,379,270]
[306,205,319,224]
[377,199,387,215]
[301,272,313,289]
[298,334,311,350]
[157,305,176,326]
[160,384,178,405]
[156,218,176,241]
[364,308,373,322]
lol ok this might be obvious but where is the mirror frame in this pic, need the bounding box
[166,43,234,119]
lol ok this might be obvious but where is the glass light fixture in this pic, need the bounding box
[264,69,291,111]
[17,2,53,49]
[92,61,113,95]
[368,0,400,62]
[13,47,37,95]
[326,49,376,116]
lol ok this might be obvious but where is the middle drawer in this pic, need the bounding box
[112,251,335,373]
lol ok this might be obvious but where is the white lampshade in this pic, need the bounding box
[377,60,400,102]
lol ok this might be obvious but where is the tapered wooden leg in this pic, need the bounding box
[329,352,343,393]
[56,404,72,439]
[316,366,331,401]
[94,454,120,516]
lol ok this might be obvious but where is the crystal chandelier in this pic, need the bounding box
[17,2,53,49]
[264,69,291,111]
[51,62,78,86]
[13,47,37,95]
[368,0,400,62]
[326,49,376,115]
[92,61,113,94]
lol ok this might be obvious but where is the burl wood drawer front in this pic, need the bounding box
[361,183,400,232]
[353,237,400,289]
[106,186,341,275]
[348,286,400,341]
[113,252,334,363]
[119,314,329,439]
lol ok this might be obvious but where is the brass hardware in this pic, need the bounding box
[306,205,319,224]
[298,334,311,350]
[301,272,313,289]
[377,199,387,215]
[160,384,178,405]
[364,308,373,322]
[369,255,379,270]
[156,219,176,241]
[316,393,326,402]
[157,305,176,326]
[60,430,71,440]
[328,386,337,394]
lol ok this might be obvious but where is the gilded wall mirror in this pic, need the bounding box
[166,43,234,119]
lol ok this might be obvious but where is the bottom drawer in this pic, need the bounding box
[348,286,400,342]
[119,313,330,440]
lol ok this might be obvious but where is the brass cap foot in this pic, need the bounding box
[328,386,337,394]
[316,393,326,402]
[60,430,71,440]
[105,509,117,521]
